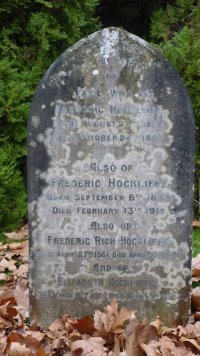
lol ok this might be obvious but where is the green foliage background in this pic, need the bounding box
[150,0,200,216]
[0,0,100,232]
[0,0,199,232]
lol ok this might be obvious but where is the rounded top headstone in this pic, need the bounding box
[28,27,194,328]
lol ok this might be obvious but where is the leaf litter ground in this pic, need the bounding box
[1,226,200,355]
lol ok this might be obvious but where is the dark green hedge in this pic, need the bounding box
[150,0,200,216]
[0,0,100,232]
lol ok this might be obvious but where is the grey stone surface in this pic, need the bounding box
[27,27,195,328]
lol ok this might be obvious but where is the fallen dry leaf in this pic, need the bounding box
[51,337,66,351]
[150,317,162,332]
[176,325,188,338]
[159,335,194,355]
[191,287,200,311]
[112,335,121,355]
[140,340,161,355]
[6,332,47,355]
[14,277,29,319]
[192,254,200,282]
[48,318,65,338]
[3,224,29,240]
[7,342,32,356]
[72,316,95,336]
[0,335,7,353]
[15,264,28,278]
[0,245,8,252]
[17,241,29,262]
[26,330,45,343]
[68,329,82,342]
[193,220,200,228]
[6,243,24,251]
[0,301,14,319]
[0,257,17,273]
[3,241,28,260]
[71,336,107,356]
[194,311,200,321]
[181,337,200,353]
[94,299,133,334]
[0,272,9,281]
[0,316,13,329]
[184,321,200,338]
[0,288,16,300]
[0,298,17,319]
[126,317,160,350]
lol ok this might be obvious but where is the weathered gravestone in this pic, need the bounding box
[28,27,195,328]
